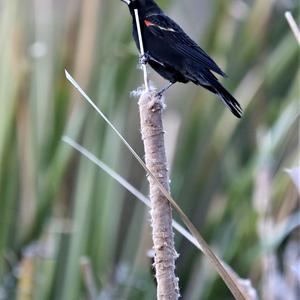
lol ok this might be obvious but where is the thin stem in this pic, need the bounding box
[134,8,149,91]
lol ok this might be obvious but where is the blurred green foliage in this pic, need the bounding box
[0,0,299,299]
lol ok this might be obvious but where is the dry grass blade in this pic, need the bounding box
[80,257,98,300]
[62,136,199,250]
[284,167,300,194]
[63,136,258,300]
[64,71,248,300]
[285,12,300,45]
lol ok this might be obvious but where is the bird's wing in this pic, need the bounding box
[143,14,226,77]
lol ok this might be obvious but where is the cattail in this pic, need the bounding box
[139,91,179,300]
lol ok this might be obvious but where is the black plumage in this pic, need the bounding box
[122,0,243,118]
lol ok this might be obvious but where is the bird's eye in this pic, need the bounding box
[121,0,131,5]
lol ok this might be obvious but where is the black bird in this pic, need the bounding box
[121,0,243,118]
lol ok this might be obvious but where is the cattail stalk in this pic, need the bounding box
[134,7,179,299]
[138,91,179,299]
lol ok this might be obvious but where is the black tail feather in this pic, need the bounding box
[214,82,243,118]
[195,71,243,118]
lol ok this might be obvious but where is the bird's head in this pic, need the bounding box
[121,0,132,5]
[121,0,162,15]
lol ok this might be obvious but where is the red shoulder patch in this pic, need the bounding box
[144,19,155,27]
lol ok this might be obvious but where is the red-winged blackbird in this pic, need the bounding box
[121,0,243,118]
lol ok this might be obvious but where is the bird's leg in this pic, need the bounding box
[156,82,175,98]
[139,52,151,65]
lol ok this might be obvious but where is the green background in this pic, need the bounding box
[0,0,299,299]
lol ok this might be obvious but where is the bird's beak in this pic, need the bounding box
[121,0,131,5]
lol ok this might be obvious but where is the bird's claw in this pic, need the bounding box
[155,91,163,98]
[139,53,150,65]
[155,82,174,98]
